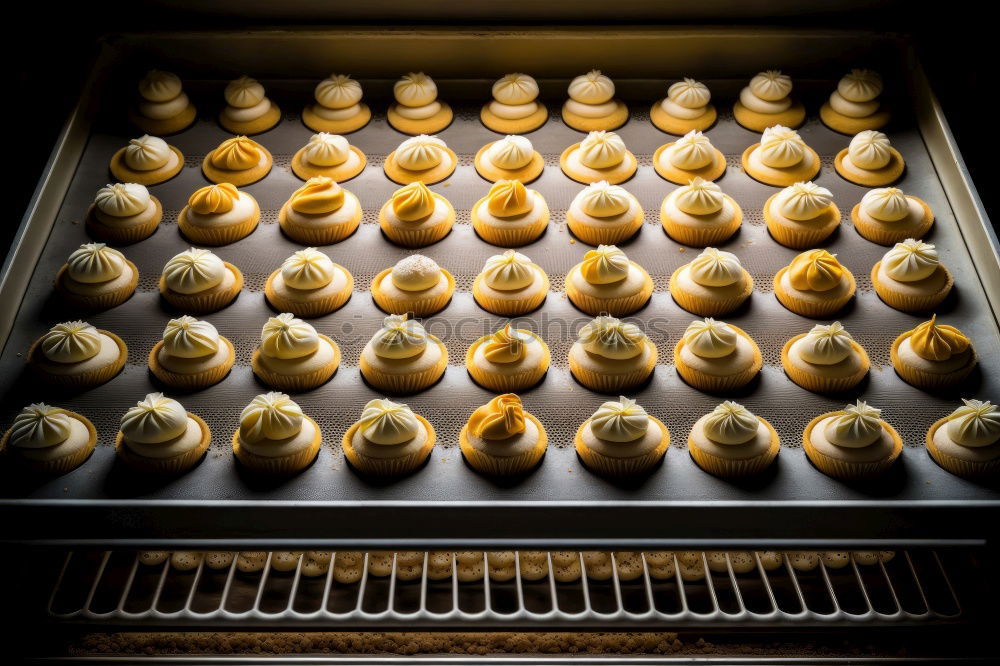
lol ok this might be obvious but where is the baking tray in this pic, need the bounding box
[1,29,998,548]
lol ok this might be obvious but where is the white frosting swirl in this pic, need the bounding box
[590,396,649,442]
[674,177,724,215]
[577,181,631,217]
[260,313,320,360]
[883,239,939,282]
[487,135,534,169]
[281,248,335,290]
[703,401,760,444]
[777,182,832,221]
[482,250,535,290]
[371,315,427,360]
[946,399,1000,447]
[303,133,351,167]
[40,321,101,363]
[688,248,743,287]
[492,73,539,104]
[749,70,793,102]
[861,187,909,222]
[66,243,126,283]
[125,135,171,170]
[95,183,150,217]
[121,392,188,444]
[579,131,626,169]
[568,70,615,104]
[759,126,805,168]
[240,392,304,443]
[162,248,226,294]
[669,130,715,170]
[395,134,447,170]
[796,322,854,365]
[8,403,73,448]
[391,255,442,291]
[359,399,420,445]
[848,130,892,170]
[838,69,883,103]
[667,78,710,109]
[315,74,363,109]
[824,400,883,448]
[225,76,265,108]
[683,318,737,358]
[579,245,629,285]
[578,315,645,360]
[394,72,438,106]
[139,70,182,102]
[162,316,219,359]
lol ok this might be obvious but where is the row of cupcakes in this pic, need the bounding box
[110,125,907,191]
[3,391,996,481]
[129,68,887,137]
[57,241,954,323]
[25,310,976,396]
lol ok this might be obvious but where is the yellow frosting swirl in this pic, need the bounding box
[162,316,219,359]
[391,181,436,221]
[482,324,529,364]
[797,322,854,365]
[240,392,304,443]
[289,176,344,214]
[371,315,427,359]
[704,401,759,445]
[390,255,442,291]
[487,180,532,217]
[40,321,101,363]
[281,248,335,290]
[909,315,971,362]
[848,130,892,170]
[683,318,737,358]
[883,239,939,282]
[590,396,649,442]
[189,183,239,215]
[688,248,744,287]
[162,248,226,294]
[95,183,150,217]
[778,182,832,221]
[861,187,909,222]
[121,392,188,444]
[579,131,626,169]
[9,403,72,448]
[579,244,629,285]
[210,136,261,170]
[395,135,446,171]
[66,243,126,283]
[824,400,883,448]
[568,70,615,104]
[675,177,724,215]
[488,135,534,169]
[578,315,645,360]
[578,181,631,217]
[946,399,1000,447]
[670,130,715,170]
[261,313,320,360]
[482,250,535,290]
[468,393,526,440]
[303,133,351,167]
[788,249,844,292]
[359,399,420,445]
[759,126,805,168]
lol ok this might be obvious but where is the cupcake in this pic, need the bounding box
[872,239,953,312]
[265,247,353,317]
[387,72,453,135]
[342,399,435,476]
[177,183,260,245]
[733,70,805,131]
[926,399,1000,478]
[129,70,197,135]
[232,392,321,475]
[688,401,780,477]
[674,318,762,391]
[653,130,726,184]
[159,248,243,313]
[379,181,456,246]
[561,70,628,132]
[660,177,742,246]
[669,247,754,316]
[481,73,548,134]
[568,315,658,392]
[291,132,366,182]
[278,176,362,244]
[565,245,653,316]
[781,322,870,393]
[359,315,448,394]
[251,313,341,391]
[459,394,547,475]
[471,179,550,246]
[0,403,96,474]
[109,134,183,185]
[575,397,670,477]
[803,400,902,480]
[114,392,211,474]
[201,136,273,186]
[85,183,163,244]
[371,255,455,317]
[473,250,549,316]
[763,182,840,248]
[565,181,643,245]
[54,243,138,310]
[28,321,126,389]
[148,316,235,390]
[742,125,821,187]
[218,75,281,134]
[891,316,976,389]
[466,323,551,392]
[851,187,934,245]
[302,73,371,133]
[560,130,637,184]
[474,135,544,183]
[650,78,716,134]
[773,249,856,317]
[820,69,890,134]
[835,130,905,186]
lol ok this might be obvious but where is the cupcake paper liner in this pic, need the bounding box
[231,416,322,475]
[871,262,953,313]
[763,194,840,249]
[29,330,127,389]
[148,336,235,390]
[251,335,341,391]
[674,325,762,391]
[773,266,855,318]
[459,414,548,476]
[359,340,448,394]
[649,101,717,135]
[177,201,260,246]
[890,332,977,390]
[278,199,362,245]
[159,263,244,314]
[575,417,670,477]
[55,260,139,310]
[925,418,1000,478]
[379,204,455,248]
[265,269,353,318]
[565,268,653,317]
[114,413,211,474]
[301,103,372,134]
[668,266,754,317]
[569,343,658,393]
[850,200,934,246]
[472,274,549,316]
[566,211,643,246]
[781,334,870,393]
[342,416,436,477]
[0,410,97,475]
[803,412,903,480]
[85,198,163,245]
[471,196,550,246]
[661,203,742,248]
[371,268,455,317]
[688,417,780,478]
[465,335,551,392]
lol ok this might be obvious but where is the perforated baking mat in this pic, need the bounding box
[1,77,998,513]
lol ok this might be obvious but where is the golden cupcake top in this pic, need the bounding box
[210,136,262,171]
[40,321,101,363]
[95,182,150,216]
[189,183,240,214]
[8,403,73,449]
[289,176,345,214]
[578,315,645,360]
[838,69,883,102]
[394,72,438,106]
[239,392,304,443]
[777,182,833,221]
[139,69,183,102]
[162,248,226,294]
[675,177,724,215]
[883,239,939,282]
[788,249,844,292]
[315,74,363,108]
[162,315,220,358]
[66,243,126,284]
[359,398,420,445]
[395,134,447,170]
[391,181,436,220]
[667,78,711,109]
[946,399,1000,448]
[370,314,427,359]
[848,130,892,169]
[579,131,626,169]
[281,247,336,290]
[577,181,631,217]
[468,393,526,440]
[580,244,630,285]
[481,250,536,290]
[125,135,172,170]
[683,318,737,358]
[568,70,615,104]
[703,401,760,445]
[908,315,971,362]
[120,392,187,444]
[224,75,266,108]
[759,125,806,168]
[590,396,649,442]
[303,132,351,167]
[390,254,443,291]
[688,247,745,287]
[861,187,909,222]
[824,400,884,448]
[487,179,532,217]
[261,313,319,360]
[797,322,855,365]
[482,324,530,364]
[487,135,534,170]
[670,130,716,170]
[492,73,539,105]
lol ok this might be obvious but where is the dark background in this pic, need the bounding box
[6,1,994,255]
